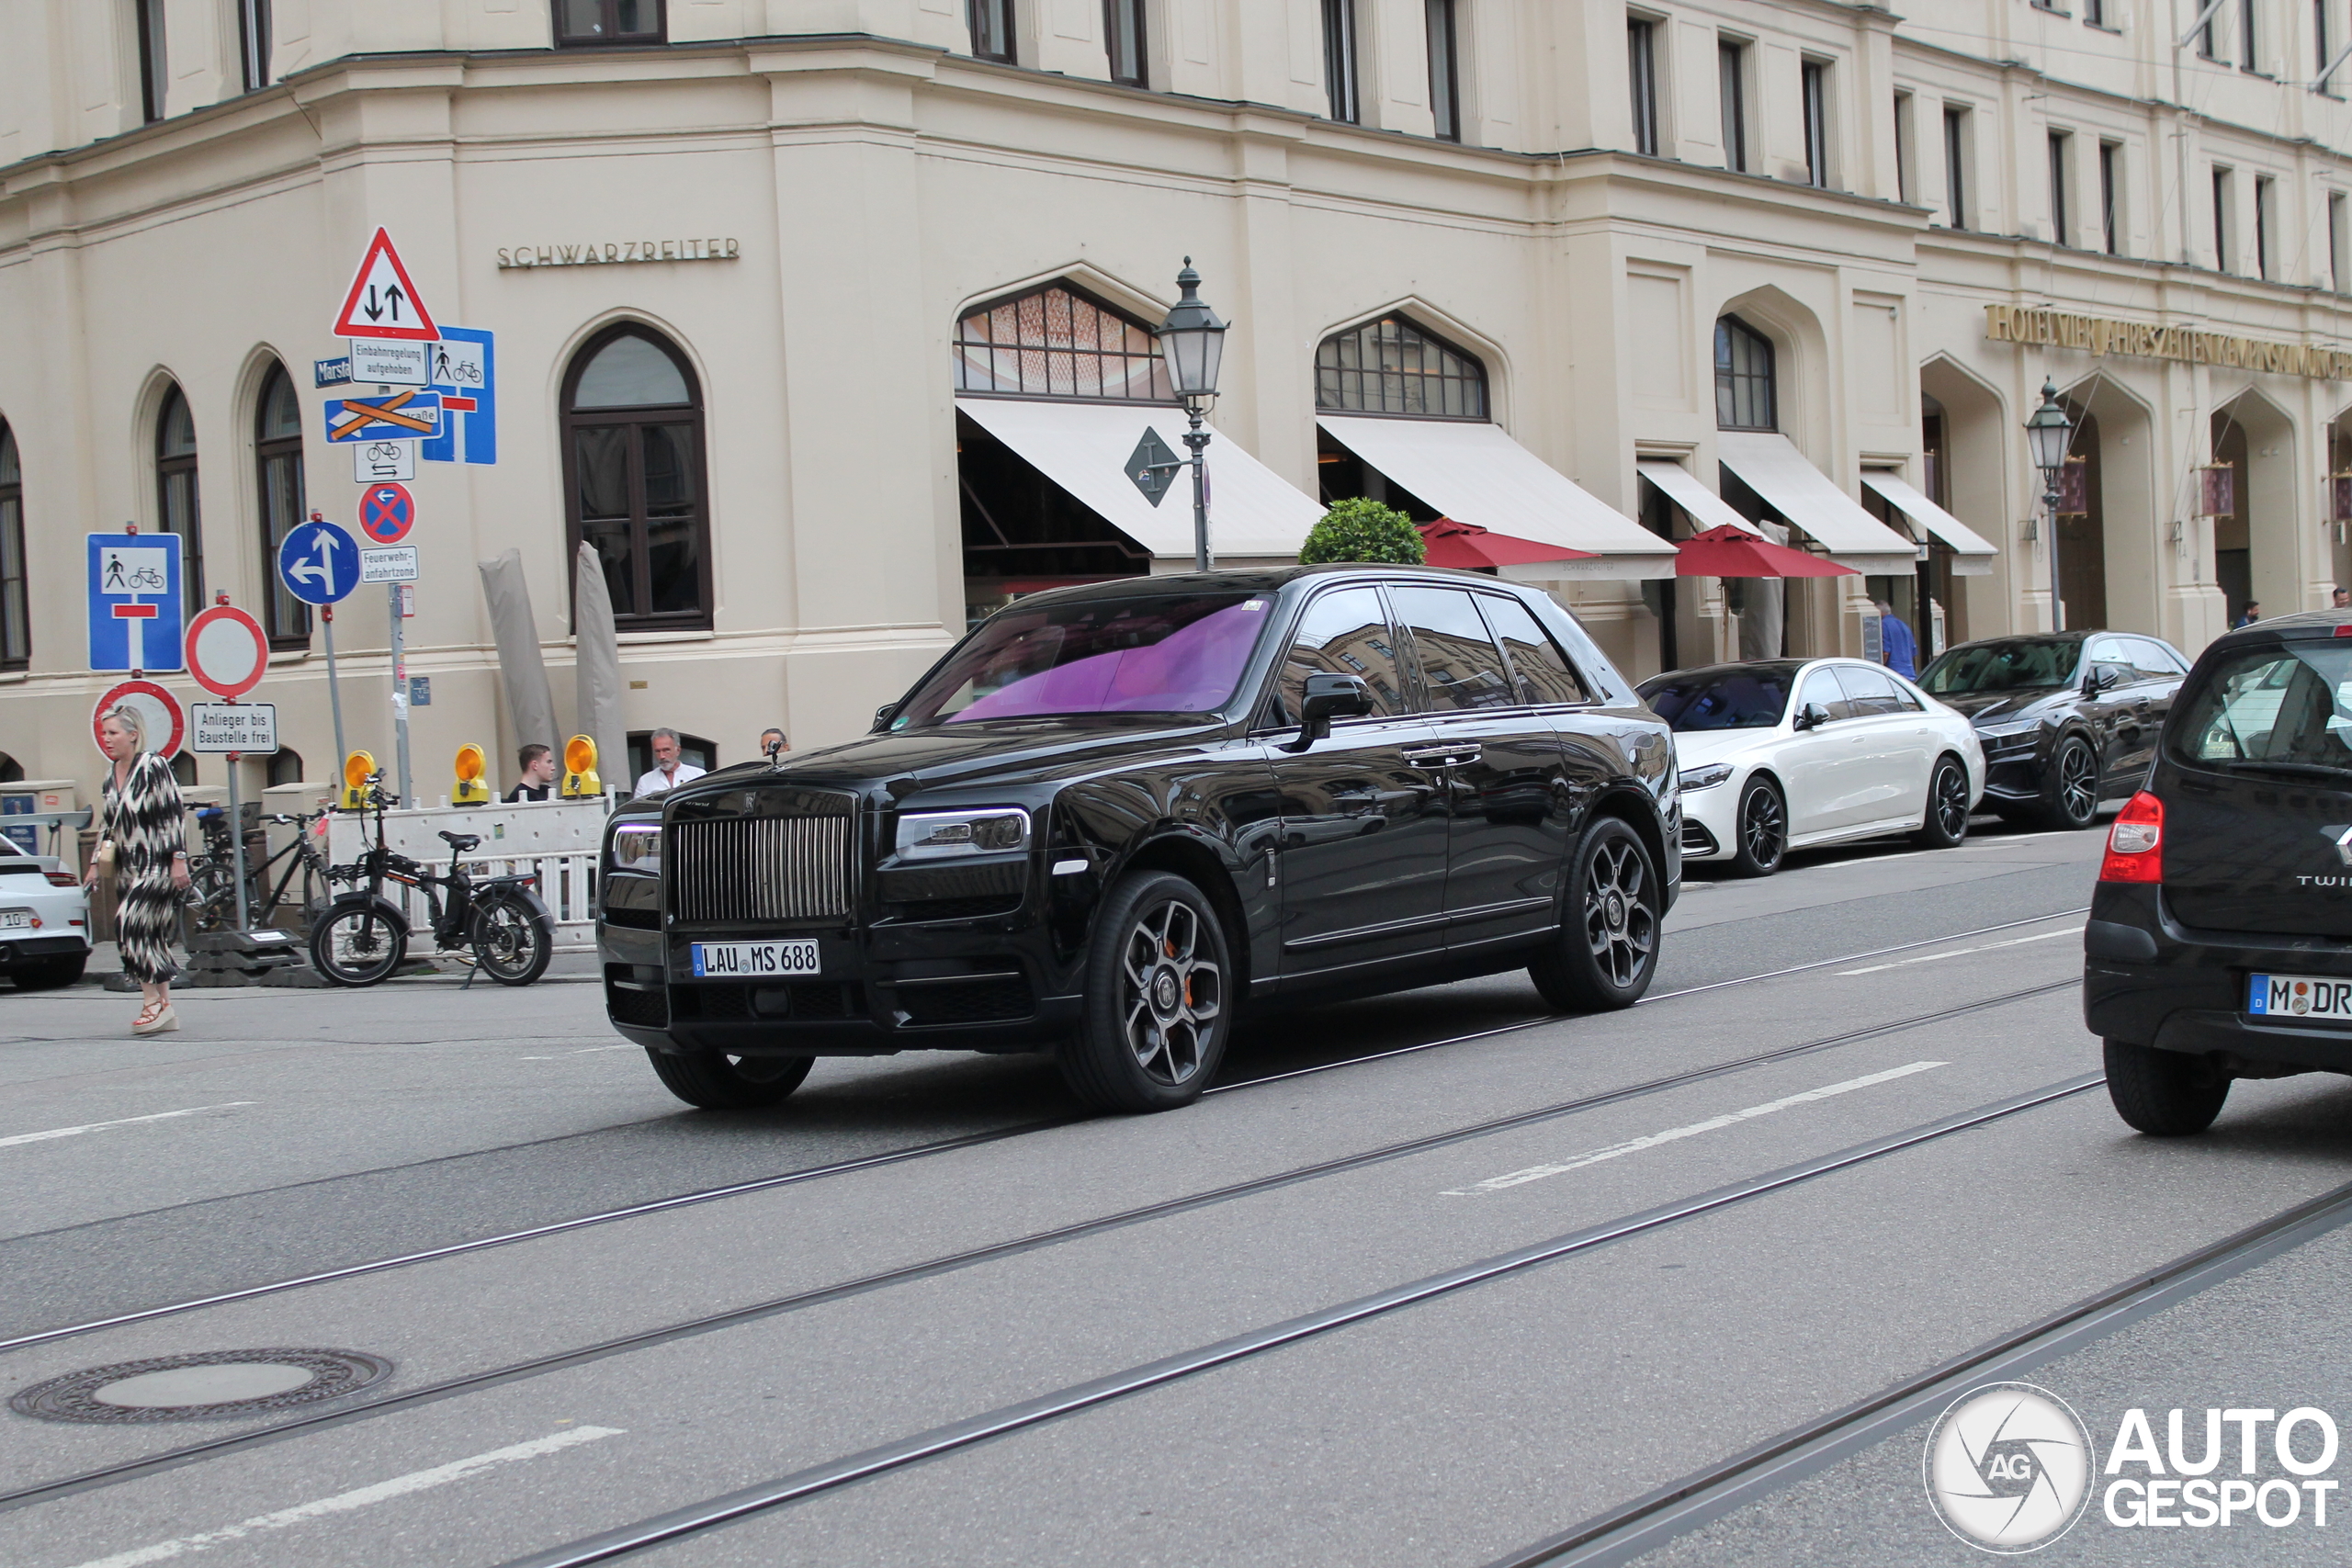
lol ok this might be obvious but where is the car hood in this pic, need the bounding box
[1669,728,1785,770]
[662,716,1239,804]
[1935,687,2068,725]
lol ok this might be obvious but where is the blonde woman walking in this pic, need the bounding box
[88,705,191,1034]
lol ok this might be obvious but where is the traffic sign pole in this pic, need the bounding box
[322,604,346,786]
[388,583,412,807]
[226,747,249,932]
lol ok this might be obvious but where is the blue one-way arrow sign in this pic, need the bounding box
[277,519,361,606]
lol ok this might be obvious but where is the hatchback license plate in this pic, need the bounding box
[0,909,30,930]
[2247,973,2352,1021]
[691,940,819,978]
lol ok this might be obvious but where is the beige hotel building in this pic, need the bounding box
[7,0,2352,804]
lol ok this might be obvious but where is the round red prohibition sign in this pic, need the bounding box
[185,604,270,699]
[92,680,186,760]
[358,481,416,545]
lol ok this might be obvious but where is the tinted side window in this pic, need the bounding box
[2126,637,2186,679]
[1833,663,1904,716]
[1477,594,1589,705]
[1392,585,1518,713]
[1886,674,1926,712]
[1273,587,1405,724]
[1796,668,1849,720]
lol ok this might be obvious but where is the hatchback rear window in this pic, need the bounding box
[2172,642,2352,779]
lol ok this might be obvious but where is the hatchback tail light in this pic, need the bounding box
[2099,791,2163,883]
[44,870,77,887]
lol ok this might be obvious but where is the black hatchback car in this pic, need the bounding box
[597,567,1679,1113]
[2086,610,2352,1133]
[1917,631,2191,829]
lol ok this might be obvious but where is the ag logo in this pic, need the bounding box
[1923,1382,2094,1552]
[2322,825,2352,866]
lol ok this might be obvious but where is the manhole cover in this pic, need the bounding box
[10,1348,392,1424]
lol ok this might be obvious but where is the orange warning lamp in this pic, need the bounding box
[341,750,377,810]
[453,743,491,805]
[561,734,600,798]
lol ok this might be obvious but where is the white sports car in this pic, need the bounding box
[0,850,92,988]
[1638,658,1986,876]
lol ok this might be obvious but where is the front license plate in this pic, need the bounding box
[691,940,819,978]
[2247,973,2352,1021]
[0,909,30,930]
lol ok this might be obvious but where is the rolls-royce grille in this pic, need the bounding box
[671,812,854,924]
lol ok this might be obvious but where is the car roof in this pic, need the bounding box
[2214,609,2352,641]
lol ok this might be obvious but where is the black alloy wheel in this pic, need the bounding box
[308,905,407,987]
[2103,1039,2229,1135]
[1530,817,1661,1012]
[2039,735,2100,830]
[1913,756,1973,849]
[645,1048,815,1110]
[469,892,554,987]
[1730,776,1787,877]
[1059,871,1232,1113]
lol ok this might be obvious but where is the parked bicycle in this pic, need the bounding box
[187,807,349,932]
[309,774,555,987]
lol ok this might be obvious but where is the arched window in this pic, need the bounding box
[267,749,303,787]
[155,386,203,616]
[1714,315,1777,431]
[0,422,26,670]
[1314,315,1487,419]
[952,283,1173,401]
[255,364,309,648]
[561,326,710,631]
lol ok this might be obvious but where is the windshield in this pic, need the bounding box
[1919,638,2082,694]
[894,592,1273,727]
[2172,642,2352,777]
[1637,665,1799,731]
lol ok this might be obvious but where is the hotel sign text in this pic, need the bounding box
[1984,303,2352,380]
[498,238,741,269]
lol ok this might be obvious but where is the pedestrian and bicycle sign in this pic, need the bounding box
[420,325,495,467]
[86,531,184,673]
[324,391,441,444]
[332,228,439,341]
[185,604,270,700]
[278,519,361,606]
[358,483,416,545]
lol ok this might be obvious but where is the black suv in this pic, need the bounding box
[2086,610,2352,1133]
[598,567,1679,1113]
[1918,631,2190,829]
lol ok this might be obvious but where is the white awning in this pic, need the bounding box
[1859,471,1998,576]
[954,397,1323,561]
[1318,414,1679,581]
[1713,431,1921,574]
[1636,461,1759,537]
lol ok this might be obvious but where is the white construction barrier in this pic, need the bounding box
[325,796,616,951]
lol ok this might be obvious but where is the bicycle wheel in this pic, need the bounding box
[469,892,553,987]
[309,904,407,986]
[184,858,238,932]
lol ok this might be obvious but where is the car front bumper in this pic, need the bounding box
[2084,885,2352,1074]
[1676,780,1739,863]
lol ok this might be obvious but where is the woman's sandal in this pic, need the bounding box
[131,1002,178,1036]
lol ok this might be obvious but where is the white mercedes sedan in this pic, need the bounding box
[1638,658,1986,877]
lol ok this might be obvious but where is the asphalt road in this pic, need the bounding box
[4,817,2342,1566]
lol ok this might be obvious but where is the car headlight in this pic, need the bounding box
[896,807,1032,861]
[609,822,662,875]
[1975,719,2040,739]
[1678,763,1735,792]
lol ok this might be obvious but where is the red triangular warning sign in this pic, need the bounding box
[332,228,439,341]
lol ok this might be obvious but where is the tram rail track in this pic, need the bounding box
[0,974,2078,1517]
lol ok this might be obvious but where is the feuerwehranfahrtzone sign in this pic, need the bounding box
[332,228,439,342]
[360,546,420,583]
[190,704,278,755]
[86,531,185,673]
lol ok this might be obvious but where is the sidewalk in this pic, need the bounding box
[71,939,602,988]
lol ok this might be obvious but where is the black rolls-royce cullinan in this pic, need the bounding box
[597,566,1679,1113]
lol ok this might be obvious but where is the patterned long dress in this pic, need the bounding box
[102,750,185,984]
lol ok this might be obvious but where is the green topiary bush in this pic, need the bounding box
[1297,497,1427,565]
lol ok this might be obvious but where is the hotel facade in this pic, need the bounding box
[6,0,2352,803]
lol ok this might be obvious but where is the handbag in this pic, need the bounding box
[93,838,118,890]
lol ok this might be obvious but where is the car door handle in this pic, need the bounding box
[1402,744,1481,768]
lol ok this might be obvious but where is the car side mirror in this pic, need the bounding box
[1792,702,1831,731]
[2084,666,2118,694]
[1285,673,1374,751]
[873,704,897,733]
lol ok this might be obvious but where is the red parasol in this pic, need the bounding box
[1416,518,1598,571]
[1672,524,1858,578]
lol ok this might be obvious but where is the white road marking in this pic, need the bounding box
[1837,923,2085,976]
[519,1043,637,1059]
[1442,1061,1948,1196]
[0,1103,256,1151]
[66,1425,625,1568]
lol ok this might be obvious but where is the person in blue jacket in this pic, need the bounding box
[1874,600,1918,679]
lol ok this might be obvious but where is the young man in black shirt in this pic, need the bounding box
[505,743,557,802]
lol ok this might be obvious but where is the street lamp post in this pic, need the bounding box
[2025,378,2074,632]
[1156,258,1227,572]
